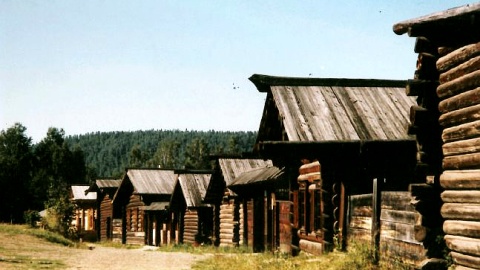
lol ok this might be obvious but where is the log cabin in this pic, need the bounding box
[394,3,480,270]
[203,156,276,248]
[227,165,286,253]
[70,185,97,241]
[250,74,426,265]
[169,170,213,245]
[112,168,176,246]
[85,179,122,242]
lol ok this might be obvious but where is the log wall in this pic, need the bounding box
[348,192,426,268]
[183,209,198,244]
[218,200,240,247]
[99,194,114,240]
[437,41,480,270]
[125,194,145,245]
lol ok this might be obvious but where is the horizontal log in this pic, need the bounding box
[297,172,321,182]
[414,225,427,242]
[440,55,480,84]
[439,85,480,113]
[440,103,480,128]
[351,206,372,217]
[441,170,480,189]
[443,153,480,170]
[405,79,438,96]
[442,190,480,203]
[437,69,480,99]
[453,265,479,270]
[441,203,480,220]
[444,138,480,157]
[414,37,437,54]
[219,214,234,220]
[442,120,480,143]
[380,221,419,244]
[410,105,435,127]
[437,42,480,73]
[444,220,480,238]
[219,223,234,229]
[299,239,323,256]
[349,216,372,231]
[183,229,198,235]
[445,234,480,257]
[381,192,414,211]
[450,251,480,270]
[299,161,320,174]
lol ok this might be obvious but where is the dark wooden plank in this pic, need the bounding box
[405,79,438,96]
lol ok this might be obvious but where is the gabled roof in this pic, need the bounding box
[393,3,480,44]
[71,185,96,201]
[218,158,273,186]
[250,74,416,142]
[228,166,284,187]
[176,173,212,208]
[126,169,176,195]
[96,179,122,189]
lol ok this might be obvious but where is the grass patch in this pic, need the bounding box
[0,255,65,270]
[191,242,412,270]
[0,223,74,247]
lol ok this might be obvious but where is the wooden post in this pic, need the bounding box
[121,206,127,244]
[372,178,382,264]
[338,182,346,251]
[267,192,273,252]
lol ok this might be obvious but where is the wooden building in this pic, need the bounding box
[250,74,425,265]
[112,168,176,246]
[70,185,97,240]
[394,3,480,270]
[204,157,276,248]
[227,165,286,253]
[85,179,122,242]
[169,170,213,245]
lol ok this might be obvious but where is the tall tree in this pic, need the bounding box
[149,138,181,169]
[184,137,211,169]
[32,127,86,235]
[0,123,34,223]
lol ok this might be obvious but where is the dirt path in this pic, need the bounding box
[62,245,211,270]
[0,231,211,270]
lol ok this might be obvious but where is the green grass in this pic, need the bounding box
[0,223,74,247]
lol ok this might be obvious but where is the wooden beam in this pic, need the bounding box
[439,87,480,114]
[444,220,480,238]
[393,3,480,35]
[441,170,480,189]
[443,137,480,157]
[440,55,480,84]
[405,79,438,96]
[414,37,437,54]
[437,42,480,73]
[450,251,480,269]
[371,178,382,265]
[442,190,480,203]
[437,69,480,99]
[439,103,480,128]
[441,203,480,220]
[443,152,480,170]
[445,234,480,257]
[442,120,480,143]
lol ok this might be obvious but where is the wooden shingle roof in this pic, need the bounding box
[228,166,284,187]
[218,158,273,186]
[71,185,96,201]
[126,169,176,195]
[250,74,416,142]
[177,173,211,208]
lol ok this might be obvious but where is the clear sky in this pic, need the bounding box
[0,1,475,142]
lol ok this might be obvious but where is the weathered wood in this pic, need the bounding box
[442,120,480,143]
[405,79,438,96]
[439,103,480,128]
[437,69,480,99]
[440,55,480,84]
[444,220,480,238]
[450,251,480,270]
[299,161,320,174]
[437,42,480,73]
[380,209,417,224]
[441,203,480,220]
[380,220,419,244]
[349,216,372,231]
[442,138,480,156]
[393,5,480,35]
[299,239,323,255]
[414,37,437,54]
[439,87,480,113]
[410,105,434,127]
[351,206,372,217]
[379,238,425,267]
[372,178,381,264]
[442,190,480,203]
[297,172,321,182]
[414,225,428,242]
[453,266,480,270]
[381,192,414,211]
[441,170,480,189]
[443,152,480,170]
[419,258,448,270]
[445,234,480,257]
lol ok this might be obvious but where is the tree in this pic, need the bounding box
[0,123,34,223]
[32,127,87,235]
[148,138,181,169]
[184,137,211,169]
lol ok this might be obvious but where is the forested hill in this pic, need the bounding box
[65,129,258,178]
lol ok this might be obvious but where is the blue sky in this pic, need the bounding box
[0,1,475,142]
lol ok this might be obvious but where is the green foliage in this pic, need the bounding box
[0,123,34,223]
[65,129,257,177]
[23,210,40,228]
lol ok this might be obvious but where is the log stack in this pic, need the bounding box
[394,4,480,269]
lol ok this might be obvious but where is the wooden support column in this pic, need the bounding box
[372,178,382,265]
[267,192,273,252]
